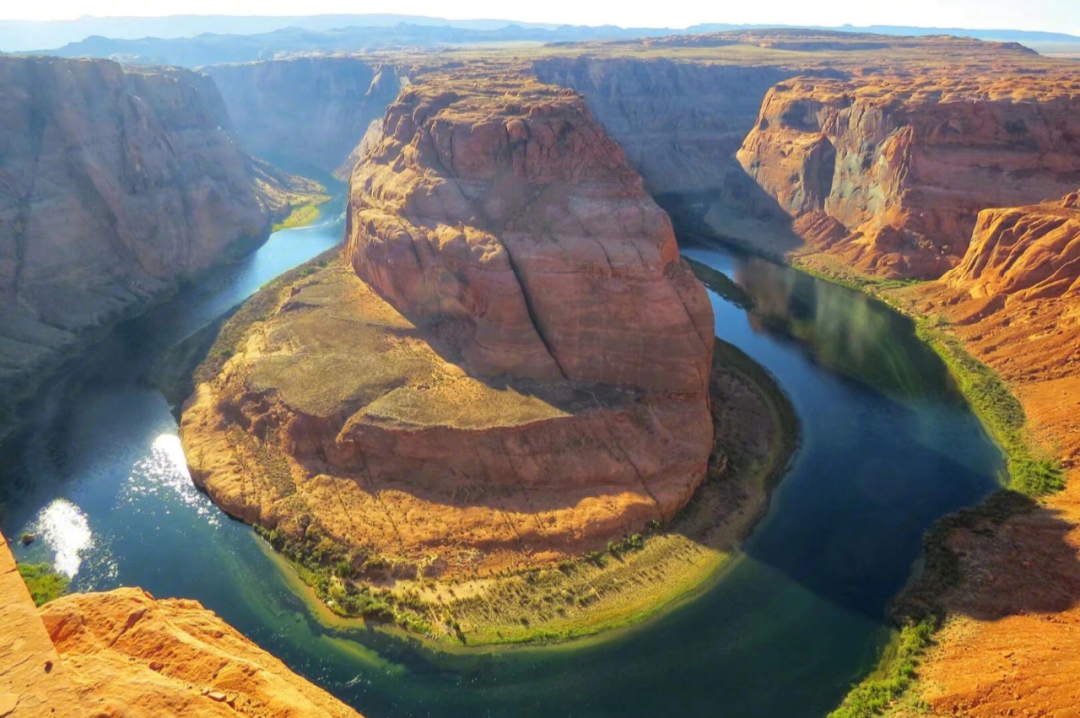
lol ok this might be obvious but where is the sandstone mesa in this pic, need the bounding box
[181,72,716,580]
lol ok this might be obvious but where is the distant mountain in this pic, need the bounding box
[8,16,1080,66]
[689,23,1080,43]
[0,13,561,53]
[19,23,677,67]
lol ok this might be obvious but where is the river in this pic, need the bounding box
[0,209,1001,717]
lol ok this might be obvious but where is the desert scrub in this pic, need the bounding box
[18,563,70,606]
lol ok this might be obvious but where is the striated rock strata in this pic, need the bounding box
[181,73,715,577]
[532,56,797,244]
[738,73,1080,278]
[0,56,306,434]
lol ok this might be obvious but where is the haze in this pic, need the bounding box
[2,0,1078,35]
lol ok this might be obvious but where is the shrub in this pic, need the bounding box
[18,564,69,606]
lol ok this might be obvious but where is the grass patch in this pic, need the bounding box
[916,325,1064,496]
[272,200,328,232]
[18,563,69,606]
[191,248,340,388]
[828,620,935,718]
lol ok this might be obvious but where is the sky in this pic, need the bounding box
[0,0,1078,35]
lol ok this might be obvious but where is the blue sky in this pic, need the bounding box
[2,0,1078,35]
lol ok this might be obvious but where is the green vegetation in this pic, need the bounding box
[18,563,69,606]
[256,524,433,635]
[251,332,798,647]
[272,201,327,232]
[916,325,1064,496]
[799,260,1063,717]
[828,621,935,718]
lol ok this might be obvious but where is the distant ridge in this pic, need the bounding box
[4,14,1079,59]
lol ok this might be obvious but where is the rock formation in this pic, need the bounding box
[944,192,1080,301]
[181,72,715,577]
[0,532,363,718]
[0,532,84,718]
[0,56,311,436]
[346,74,714,392]
[880,192,1080,717]
[206,58,407,175]
[738,72,1080,278]
[41,588,362,718]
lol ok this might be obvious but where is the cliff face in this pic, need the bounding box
[181,74,715,577]
[894,192,1080,717]
[738,76,1080,278]
[206,58,406,174]
[532,57,800,246]
[944,192,1080,301]
[0,532,84,718]
[347,74,714,393]
[0,56,282,421]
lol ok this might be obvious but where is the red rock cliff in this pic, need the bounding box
[738,73,1080,278]
[346,74,714,394]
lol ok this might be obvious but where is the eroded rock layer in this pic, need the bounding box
[182,74,715,576]
[738,72,1080,278]
[888,192,1080,715]
[346,73,714,393]
[0,56,294,428]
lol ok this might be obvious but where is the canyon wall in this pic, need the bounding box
[182,72,716,576]
[206,58,406,174]
[738,75,1080,278]
[532,57,800,246]
[347,72,714,392]
[944,191,1080,302]
[0,56,288,429]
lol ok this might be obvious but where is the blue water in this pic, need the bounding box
[0,223,1001,717]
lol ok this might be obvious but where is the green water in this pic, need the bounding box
[0,219,1001,717]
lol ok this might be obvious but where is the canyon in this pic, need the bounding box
[0,55,321,438]
[4,25,1080,718]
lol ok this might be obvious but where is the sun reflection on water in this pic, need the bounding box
[32,498,92,578]
[123,434,221,525]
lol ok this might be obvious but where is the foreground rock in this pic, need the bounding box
[0,56,317,437]
[0,533,84,718]
[0,531,363,718]
[40,588,362,718]
[182,73,714,583]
